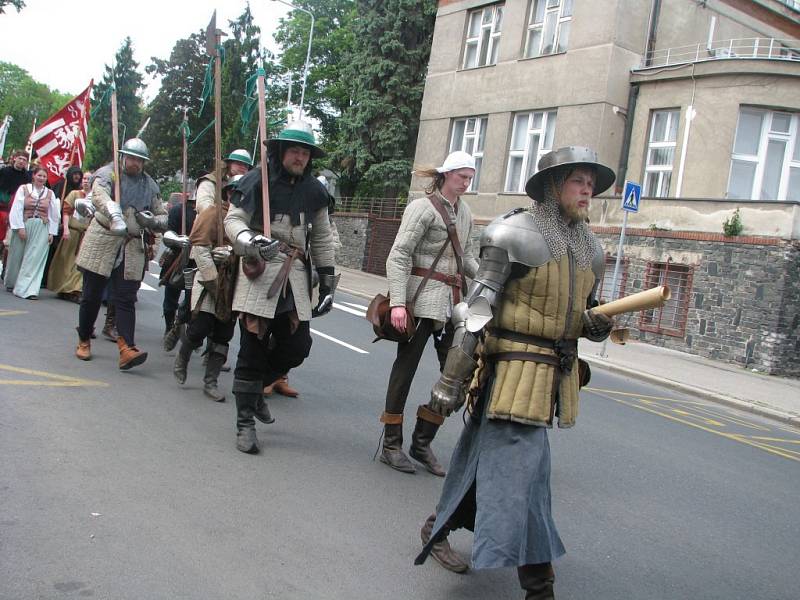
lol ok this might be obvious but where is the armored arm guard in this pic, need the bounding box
[135,210,169,232]
[430,244,511,416]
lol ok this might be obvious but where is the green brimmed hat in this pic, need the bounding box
[266,120,325,159]
[525,146,615,202]
[224,149,253,166]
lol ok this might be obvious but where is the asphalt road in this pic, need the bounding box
[1,267,798,600]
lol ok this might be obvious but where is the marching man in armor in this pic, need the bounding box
[224,121,338,455]
[195,149,253,214]
[74,138,168,369]
[414,147,616,599]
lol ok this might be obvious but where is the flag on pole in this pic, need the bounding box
[29,81,93,186]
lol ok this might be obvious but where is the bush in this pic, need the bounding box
[722,208,743,237]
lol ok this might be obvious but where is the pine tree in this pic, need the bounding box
[333,0,437,198]
[84,38,145,170]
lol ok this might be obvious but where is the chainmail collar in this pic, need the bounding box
[530,170,598,269]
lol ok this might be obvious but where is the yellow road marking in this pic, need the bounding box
[0,309,27,316]
[0,364,107,388]
[745,436,800,444]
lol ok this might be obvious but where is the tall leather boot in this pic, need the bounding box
[233,379,260,454]
[409,406,446,477]
[102,304,118,342]
[202,342,228,402]
[117,337,147,370]
[173,334,197,384]
[420,513,469,573]
[162,310,182,352]
[379,413,415,474]
[517,563,555,600]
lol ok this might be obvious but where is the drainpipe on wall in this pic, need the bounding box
[615,83,639,195]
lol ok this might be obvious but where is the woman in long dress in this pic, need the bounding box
[4,166,60,299]
[48,171,90,302]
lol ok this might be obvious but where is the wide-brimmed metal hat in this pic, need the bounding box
[266,120,325,159]
[525,146,615,202]
[224,149,253,166]
[119,138,150,161]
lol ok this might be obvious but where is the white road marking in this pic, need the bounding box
[310,328,368,354]
[333,302,367,317]
[140,282,157,292]
[338,300,369,311]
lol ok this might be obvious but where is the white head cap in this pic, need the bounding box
[435,150,476,173]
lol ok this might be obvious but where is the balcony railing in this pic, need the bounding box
[639,38,800,69]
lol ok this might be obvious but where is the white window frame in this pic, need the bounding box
[504,110,557,193]
[643,109,680,198]
[449,116,488,192]
[463,4,504,69]
[524,0,573,59]
[727,108,800,201]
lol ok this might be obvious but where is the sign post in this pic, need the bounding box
[599,180,641,357]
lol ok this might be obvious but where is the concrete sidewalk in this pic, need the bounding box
[337,265,800,427]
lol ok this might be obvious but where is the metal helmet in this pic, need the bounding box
[224,149,253,166]
[525,146,615,202]
[266,120,325,159]
[119,138,150,161]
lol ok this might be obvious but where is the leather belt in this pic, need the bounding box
[267,242,306,299]
[411,266,462,303]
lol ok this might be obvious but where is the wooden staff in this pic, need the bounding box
[110,87,121,204]
[181,107,189,235]
[213,25,224,247]
[256,64,271,237]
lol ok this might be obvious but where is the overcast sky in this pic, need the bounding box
[0,0,292,101]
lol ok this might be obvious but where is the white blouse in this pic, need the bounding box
[9,184,61,236]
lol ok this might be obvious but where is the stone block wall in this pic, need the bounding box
[333,213,369,270]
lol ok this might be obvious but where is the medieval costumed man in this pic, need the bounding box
[172,175,242,403]
[195,149,253,214]
[0,151,32,274]
[414,147,616,600]
[379,151,479,477]
[224,121,338,455]
[74,138,168,369]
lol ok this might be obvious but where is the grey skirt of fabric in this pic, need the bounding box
[416,379,566,570]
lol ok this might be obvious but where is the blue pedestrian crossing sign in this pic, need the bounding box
[621,180,641,213]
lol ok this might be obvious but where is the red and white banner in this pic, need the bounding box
[29,81,93,186]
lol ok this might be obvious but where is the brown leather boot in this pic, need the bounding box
[117,337,148,370]
[420,513,469,573]
[102,305,118,342]
[379,413,415,474]
[409,405,446,477]
[75,339,91,361]
[518,563,555,600]
[263,375,299,398]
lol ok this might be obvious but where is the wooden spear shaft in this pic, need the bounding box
[213,30,223,247]
[110,89,121,204]
[256,66,271,237]
[181,108,188,235]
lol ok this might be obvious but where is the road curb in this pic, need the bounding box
[583,356,800,429]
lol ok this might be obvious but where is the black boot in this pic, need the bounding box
[233,379,260,454]
[202,342,228,402]
[173,334,196,385]
[409,405,446,477]
[162,310,182,352]
[420,513,469,573]
[518,563,555,600]
[379,413,415,474]
[102,304,118,342]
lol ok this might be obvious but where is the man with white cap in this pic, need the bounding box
[195,149,253,214]
[414,146,616,599]
[379,150,479,477]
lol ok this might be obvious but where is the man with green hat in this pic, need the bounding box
[224,120,338,454]
[195,148,253,214]
[413,146,616,598]
[74,137,168,370]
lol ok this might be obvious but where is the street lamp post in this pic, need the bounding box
[271,0,315,121]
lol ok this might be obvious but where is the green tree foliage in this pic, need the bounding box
[273,0,355,150]
[333,0,437,197]
[0,0,25,14]
[0,62,71,155]
[84,37,145,170]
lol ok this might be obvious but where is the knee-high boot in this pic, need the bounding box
[203,342,228,402]
[379,412,415,474]
[102,304,118,342]
[420,513,469,573]
[517,563,555,600]
[173,334,197,384]
[409,406,446,477]
[233,379,260,454]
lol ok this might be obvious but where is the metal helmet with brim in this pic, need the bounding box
[224,149,253,166]
[266,120,325,159]
[118,137,150,161]
[524,146,615,202]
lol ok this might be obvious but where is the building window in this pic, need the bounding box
[727,108,800,201]
[639,261,693,337]
[643,109,679,198]
[524,0,573,58]
[449,116,488,191]
[463,4,504,69]
[505,110,557,193]
[597,255,628,303]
